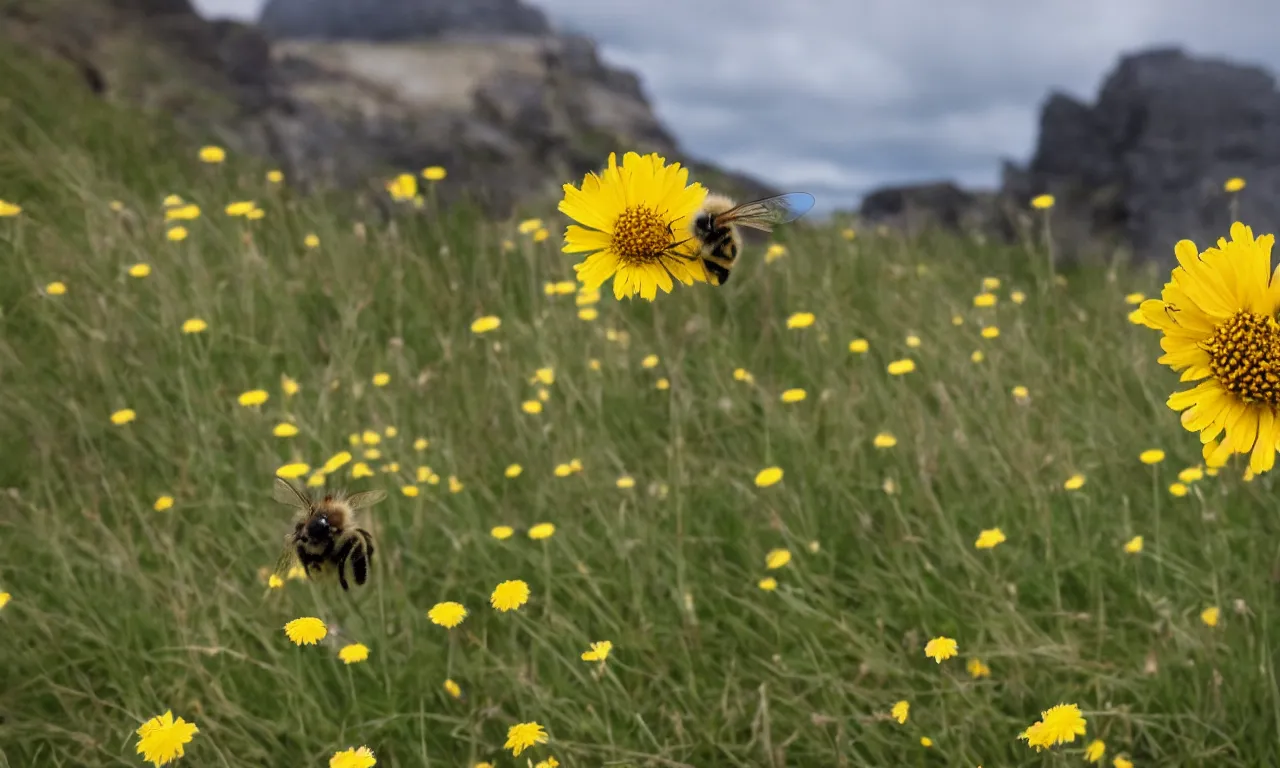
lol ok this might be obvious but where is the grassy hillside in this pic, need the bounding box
[2,45,1278,768]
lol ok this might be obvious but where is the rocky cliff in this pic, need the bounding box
[861,48,1280,264]
[2,0,774,215]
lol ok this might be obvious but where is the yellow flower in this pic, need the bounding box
[273,423,299,438]
[754,466,784,487]
[616,475,636,489]
[765,549,792,569]
[1138,449,1165,465]
[920,737,933,748]
[974,527,1006,549]
[443,679,462,698]
[1063,473,1086,490]
[225,201,256,217]
[886,359,915,375]
[641,353,660,369]
[1201,606,1220,627]
[427,601,467,628]
[386,173,417,201]
[1115,758,1134,768]
[490,525,515,540]
[0,199,22,216]
[238,389,268,407]
[1224,177,1246,192]
[413,437,428,451]
[780,388,807,403]
[848,338,869,354]
[1011,290,1026,304]
[970,350,984,363]
[560,151,709,300]
[786,312,815,329]
[864,432,900,452]
[518,218,544,234]
[400,485,419,497]
[268,574,284,589]
[470,315,501,334]
[339,643,369,664]
[329,746,377,768]
[924,636,958,663]
[1139,224,1280,473]
[275,462,309,479]
[504,721,548,757]
[422,165,447,181]
[966,657,991,678]
[981,326,1000,339]
[505,463,523,478]
[1168,482,1189,497]
[529,522,556,540]
[198,145,225,163]
[448,475,464,493]
[111,408,137,425]
[181,318,207,334]
[733,367,755,383]
[153,495,175,512]
[1018,702,1087,751]
[315,452,349,476]
[576,288,601,306]
[1123,535,1144,554]
[267,169,284,183]
[135,710,199,767]
[371,372,390,387]
[284,617,327,645]
[764,243,787,263]
[166,226,189,242]
[127,263,152,278]
[1084,739,1106,763]
[45,281,67,295]
[841,227,856,240]
[757,577,778,591]
[165,204,200,221]
[891,700,909,724]
[1012,386,1030,401]
[1178,466,1204,483]
[980,276,1001,291]
[1031,194,1055,210]
[281,375,300,397]
[581,640,613,661]
[0,591,8,609]
[490,579,530,611]
[973,292,997,307]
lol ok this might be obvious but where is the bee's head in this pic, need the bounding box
[305,514,332,541]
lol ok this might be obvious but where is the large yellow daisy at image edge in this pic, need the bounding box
[1140,222,1280,474]
[559,151,709,301]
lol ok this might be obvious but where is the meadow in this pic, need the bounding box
[2,48,1279,768]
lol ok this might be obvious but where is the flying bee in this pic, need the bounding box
[271,478,386,591]
[672,192,816,285]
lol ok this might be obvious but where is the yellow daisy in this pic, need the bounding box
[504,721,549,757]
[559,151,709,301]
[135,710,198,767]
[1139,223,1280,473]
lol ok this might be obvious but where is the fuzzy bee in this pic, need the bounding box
[271,478,385,591]
[677,192,816,285]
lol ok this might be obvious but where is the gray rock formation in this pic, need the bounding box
[260,0,551,41]
[863,47,1280,264]
[859,181,1014,238]
[1006,47,1280,261]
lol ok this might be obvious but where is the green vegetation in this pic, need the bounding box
[2,45,1277,768]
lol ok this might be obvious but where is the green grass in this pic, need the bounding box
[3,45,1280,768]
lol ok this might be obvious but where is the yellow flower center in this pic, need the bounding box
[1203,310,1280,405]
[612,206,674,264]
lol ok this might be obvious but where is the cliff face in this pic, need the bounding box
[2,0,774,215]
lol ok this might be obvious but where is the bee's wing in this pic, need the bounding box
[272,477,311,509]
[345,490,388,510]
[271,534,298,580]
[716,192,816,232]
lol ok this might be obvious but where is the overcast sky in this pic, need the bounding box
[195,0,1280,210]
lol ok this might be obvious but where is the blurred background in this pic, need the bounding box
[10,0,1280,261]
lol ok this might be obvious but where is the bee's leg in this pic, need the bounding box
[334,537,356,591]
[702,259,730,286]
[350,541,369,586]
[356,529,375,565]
